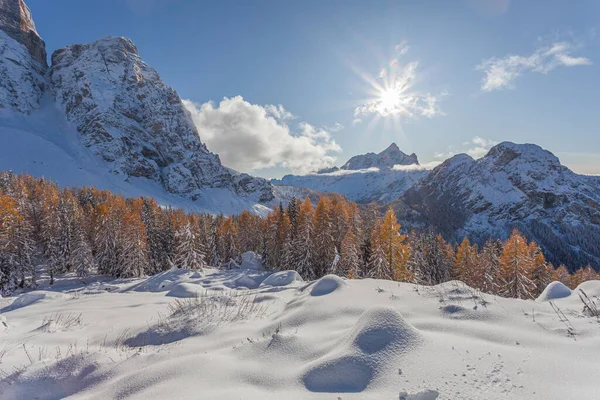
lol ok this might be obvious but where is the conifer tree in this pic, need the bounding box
[529,242,554,296]
[480,238,502,294]
[314,197,335,276]
[174,221,207,270]
[453,237,482,288]
[498,230,535,299]
[339,229,361,279]
[293,198,316,279]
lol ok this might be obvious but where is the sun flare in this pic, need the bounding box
[378,87,401,111]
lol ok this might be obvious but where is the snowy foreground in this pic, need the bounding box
[1,264,599,399]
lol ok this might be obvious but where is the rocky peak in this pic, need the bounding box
[340,143,419,171]
[0,0,46,68]
[49,35,273,202]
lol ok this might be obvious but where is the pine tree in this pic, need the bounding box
[174,222,207,270]
[367,219,391,279]
[453,237,482,288]
[219,216,239,267]
[339,229,361,279]
[480,238,502,294]
[498,230,535,299]
[529,242,553,296]
[314,197,335,277]
[72,230,94,278]
[292,198,316,279]
[379,209,411,281]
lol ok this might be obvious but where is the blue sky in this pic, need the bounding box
[29,0,600,178]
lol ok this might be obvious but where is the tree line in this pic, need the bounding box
[0,171,598,298]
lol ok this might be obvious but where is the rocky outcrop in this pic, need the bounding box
[49,36,273,202]
[0,0,46,68]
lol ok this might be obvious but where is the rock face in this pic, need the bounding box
[49,36,273,201]
[0,0,46,67]
[0,29,45,113]
[341,143,419,170]
[399,142,600,269]
[0,0,46,113]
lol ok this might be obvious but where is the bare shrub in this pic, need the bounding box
[39,313,83,332]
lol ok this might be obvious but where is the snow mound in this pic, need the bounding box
[399,389,440,400]
[575,280,600,297]
[536,281,572,302]
[130,268,202,292]
[303,306,422,393]
[232,275,259,289]
[310,274,347,297]
[350,306,422,354]
[166,282,203,298]
[2,291,63,312]
[239,251,262,270]
[303,355,374,393]
[260,271,303,287]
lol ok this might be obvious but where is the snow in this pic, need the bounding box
[536,281,572,302]
[260,270,304,287]
[309,274,347,296]
[1,274,599,399]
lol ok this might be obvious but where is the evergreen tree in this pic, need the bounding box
[174,222,207,270]
[339,229,361,279]
[292,198,316,279]
[314,197,335,277]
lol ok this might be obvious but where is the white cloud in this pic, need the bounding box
[183,96,341,175]
[326,122,344,132]
[434,137,498,160]
[477,41,592,91]
[394,40,410,56]
[466,136,498,158]
[312,167,381,176]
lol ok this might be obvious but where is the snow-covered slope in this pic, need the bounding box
[399,142,600,268]
[275,143,428,203]
[1,270,599,399]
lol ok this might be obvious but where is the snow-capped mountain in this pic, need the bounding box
[275,143,428,203]
[0,0,280,214]
[49,36,272,202]
[341,142,419,170]
[398,142,600,268]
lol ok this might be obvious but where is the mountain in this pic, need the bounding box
[275,143,428,203]
[0,0,282,215]
[397,142,600,269]
[341,142,419,170]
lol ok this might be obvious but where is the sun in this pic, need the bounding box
[378,87,401,112]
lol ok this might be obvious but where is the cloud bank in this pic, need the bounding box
[183,97,341,175]
[477,41,592,91]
